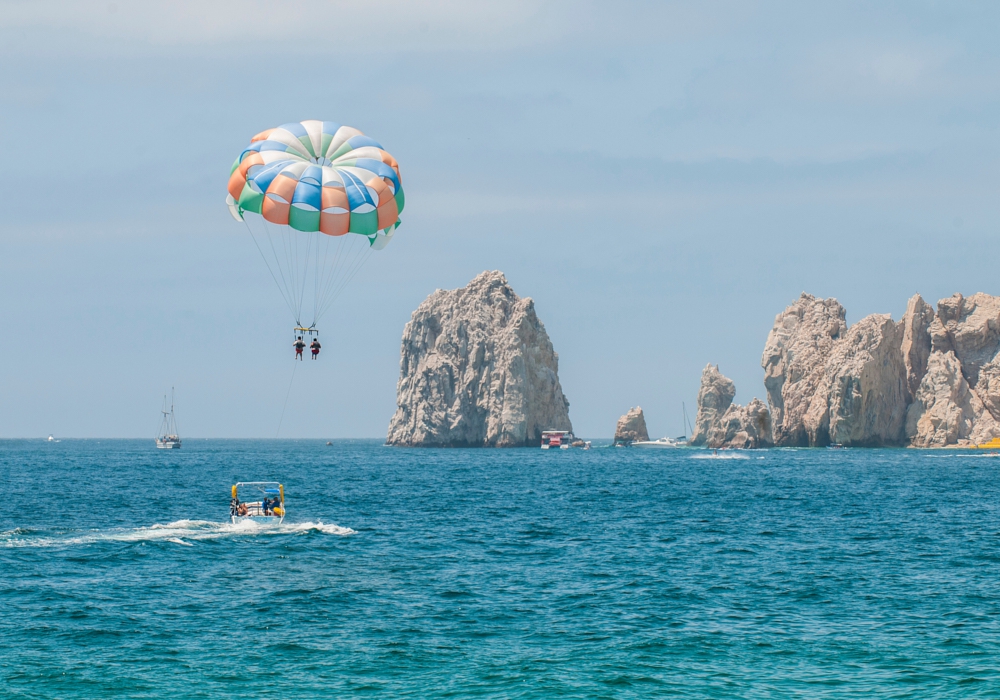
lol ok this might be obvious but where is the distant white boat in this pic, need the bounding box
[630,402,694,449]
[631,437,685,449]
[156,389,182,449]
[46,435,60,443]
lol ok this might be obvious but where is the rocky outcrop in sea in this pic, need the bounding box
[708,398,773,449]
[614,407,649,445]
[762,294,847,446]
[904,294,1000,447]
[692,365,773,449]
[386,271,572,447]
[753,291,1000,447]
[690,364,735,446]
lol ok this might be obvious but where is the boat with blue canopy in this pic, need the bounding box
[230,482,285,524]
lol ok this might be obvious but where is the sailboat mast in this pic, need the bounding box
[169,387,179,436]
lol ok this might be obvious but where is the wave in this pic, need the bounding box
[0,519,354,549]
[690,452,752,460]
[923,452,1000,458]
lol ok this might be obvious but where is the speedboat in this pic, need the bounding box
[230,482,285,524]
[631,437,685,449]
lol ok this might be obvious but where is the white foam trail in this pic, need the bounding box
[690,452,751,460]
[0,519,354,548]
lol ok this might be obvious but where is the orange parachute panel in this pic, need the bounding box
[262,196,290,225]
[250,128,275,143]
[320,186,349,211]
[319,212,349,236]
[367,177,393,206]
[377,198,399,229]
[267,174,298,203]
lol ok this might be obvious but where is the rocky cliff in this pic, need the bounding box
[762,294,847,446]
[692,365,772,448]
[803,314,908,447]
[690,364,735,446]
[614,407,649,445]
[707,398,773,449]
[386,271,572,447]
[904,293,1000,447]
[753,291,1000,448]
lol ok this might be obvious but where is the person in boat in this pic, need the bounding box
[230,497,239,517]
[293,336,306,360]
[310,338,321,360]
[237,502,248,517]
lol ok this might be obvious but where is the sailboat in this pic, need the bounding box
[155,389,182,449]
[631,402,694,449]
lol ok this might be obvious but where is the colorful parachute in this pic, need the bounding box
[226,121,404,330]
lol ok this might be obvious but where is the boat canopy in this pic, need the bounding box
[233,482,283,495]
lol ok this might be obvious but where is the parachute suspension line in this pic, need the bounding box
[313,234,323,330]
[255,216,297,323]
[318,245,373,321]
[294,229,314,328]
[243,219,297,320]
[291,224,301,321]
[321,243,363,313]
[319,232,350,308]
[265,217,299,325]
[281,223,298,323]
[313,232,337,326]
[313,233,356,323]
[315,237,374,324]
[275,357,297,439]
[313,233,358,326]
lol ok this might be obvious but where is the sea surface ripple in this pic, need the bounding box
[3,439,1000,698]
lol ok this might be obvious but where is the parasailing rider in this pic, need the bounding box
[293,336,306,360]
[310,338,321,360]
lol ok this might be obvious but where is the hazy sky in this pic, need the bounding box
[1,1,998,438]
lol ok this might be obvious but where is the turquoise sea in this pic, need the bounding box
[3,440,1000,698]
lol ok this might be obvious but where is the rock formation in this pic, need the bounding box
[762,294,847,446]
[904,293,1000,447]
[614,407,649,445]
[933,293,1000,418]
[386,271,572,447]
[690,364,735,446]
[900,294,934,399]
[746,290,1000,448]
[905,351,997,447]
[691,364,772,448]
[802,314,908,447]
[706,398,773,449]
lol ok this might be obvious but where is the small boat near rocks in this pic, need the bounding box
[631,437,685,449]
[540,431,589,449]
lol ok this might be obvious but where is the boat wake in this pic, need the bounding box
[0,519,354,549]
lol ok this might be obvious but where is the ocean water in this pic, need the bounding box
[3,440,1000,698]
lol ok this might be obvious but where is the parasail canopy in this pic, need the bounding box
[226,121,404,329]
